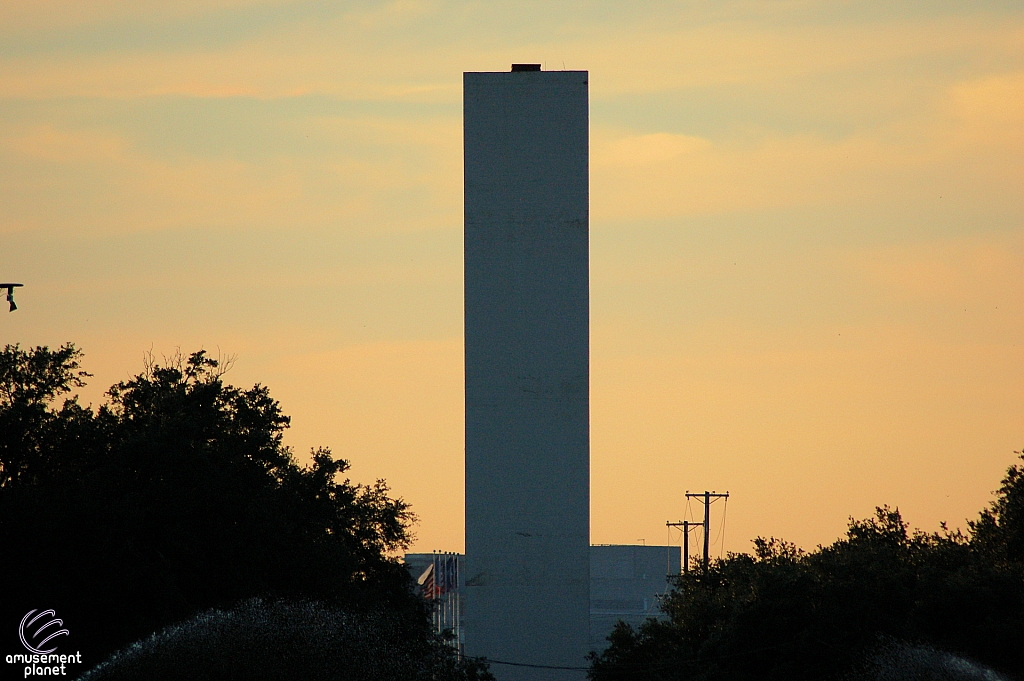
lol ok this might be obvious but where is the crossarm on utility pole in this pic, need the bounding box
[683,491,730,573]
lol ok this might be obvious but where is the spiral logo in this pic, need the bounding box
[19,610,69,654]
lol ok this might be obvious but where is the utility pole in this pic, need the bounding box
[666,520,698,573]
[684,491,730,572]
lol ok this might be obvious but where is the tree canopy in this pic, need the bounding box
[589,456,1024,681]
[0,343,456,674]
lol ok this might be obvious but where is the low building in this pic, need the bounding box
[405,544,681,656]
[589,544,681,651]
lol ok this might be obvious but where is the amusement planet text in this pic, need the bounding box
[6,652,83,677]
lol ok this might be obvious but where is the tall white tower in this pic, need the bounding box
[463,66,590,681]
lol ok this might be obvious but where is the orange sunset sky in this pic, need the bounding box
[2,0,1021,557]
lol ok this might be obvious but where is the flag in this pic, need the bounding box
[436,555,457,595]
[417,563,435,600]
[436,557,449,596]
[445,555,457,592]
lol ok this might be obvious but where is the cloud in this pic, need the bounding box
[0,0,301,36]
[4,3,1019,102]
[0,121,302,234]
[945,71,1024,146]
[591,128,892,219]
[0,123,126,163]
[0,110,461,237]
[590,62,1024,222]
[561,13,1024,97]
[594,132,712,167]
[849,233,1024,307]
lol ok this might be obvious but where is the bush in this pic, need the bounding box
[79,598,490,681]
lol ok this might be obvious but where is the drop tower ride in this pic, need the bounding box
[464,65,590,681]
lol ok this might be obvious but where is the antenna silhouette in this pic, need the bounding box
[1,283,23,312]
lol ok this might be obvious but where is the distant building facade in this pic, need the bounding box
[588,545,681,651]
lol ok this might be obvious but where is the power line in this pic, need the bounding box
[483,659,589,671]
[684,491,730,572]
[720,495,729,558]
[712,494,729,552]
[481,638,801,673]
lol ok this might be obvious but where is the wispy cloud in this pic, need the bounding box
[2,0,1021,552]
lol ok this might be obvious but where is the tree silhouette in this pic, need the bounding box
[589,461,1024,681]
[0,344,448,674]
[0,342,91,487]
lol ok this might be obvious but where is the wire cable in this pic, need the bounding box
[483,659,589,671]
[720,495,729,558]
[480,638,804,674]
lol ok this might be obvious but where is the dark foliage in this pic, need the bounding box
[79,598,491,681]
[845,640,1010,681]
[0,344,459,674]
[589,455,1024,681]
[0,342,92,487]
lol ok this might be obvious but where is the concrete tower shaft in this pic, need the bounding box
[464,69,590,681]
